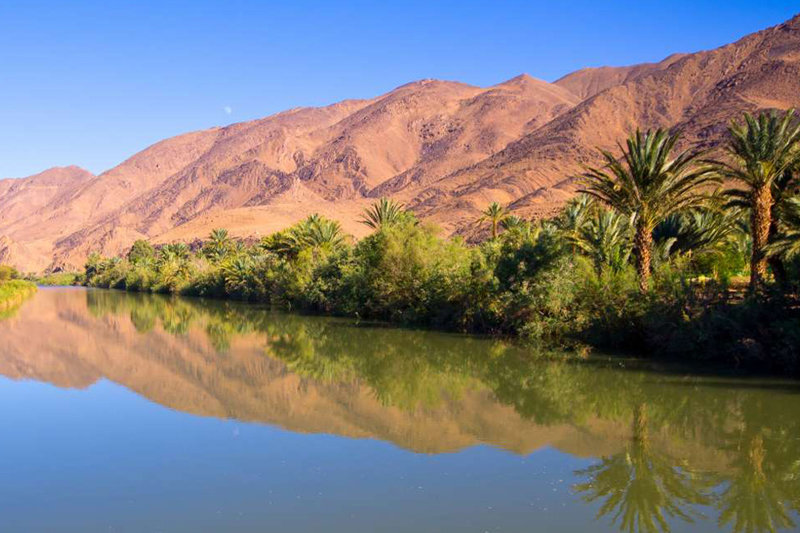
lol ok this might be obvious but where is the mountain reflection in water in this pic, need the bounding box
[0,287,798,533]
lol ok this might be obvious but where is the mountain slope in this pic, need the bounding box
[0,13,798,271]
[0,166,95,269]
[5,75,579,269]
[413,13,800,234]
[553,53,687,100]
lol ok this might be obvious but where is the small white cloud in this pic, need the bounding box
[223,106,232,115]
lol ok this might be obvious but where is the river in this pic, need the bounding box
[0,287,798,532]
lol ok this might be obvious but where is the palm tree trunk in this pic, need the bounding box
[491,220,498,239]
[768,217,786,287]
[634,221,653,292]
[750,185,773,291]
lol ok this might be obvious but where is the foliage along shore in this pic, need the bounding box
[29,271,80,286]
[0,266,37,315]
[81,110,800,374]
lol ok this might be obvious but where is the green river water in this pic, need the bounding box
[0,287,798,532]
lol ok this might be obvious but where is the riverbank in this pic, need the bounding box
[82,215,800,375]
[0,280,37,314]
[30,272,80,286]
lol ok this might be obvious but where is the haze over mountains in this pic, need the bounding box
[1,14,799,272]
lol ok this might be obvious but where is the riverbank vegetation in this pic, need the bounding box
[30,271,80,286]
[0,265,37,315]
[82,110,800,373]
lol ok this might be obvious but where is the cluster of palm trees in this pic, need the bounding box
[478,109,800,293]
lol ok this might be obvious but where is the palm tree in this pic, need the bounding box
[155,245,193,293]
[478,202,509,239]
[158,242,190,262]
[767,196,800,260]
[499,215,528,232]
[568,207,633,275]
[290,214,345,249]
[715,110,800,290]
[360,197,408,230]
[581,129,719,291]
[557,194,594,233]
[221,255,254,297]
[203,228,232,262]
[653,207,744,259]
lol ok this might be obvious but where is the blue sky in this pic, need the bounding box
[0,0,796,178]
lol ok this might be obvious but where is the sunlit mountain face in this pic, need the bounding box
[2,15,799,273]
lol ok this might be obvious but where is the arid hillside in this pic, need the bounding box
[1,13,798,271]
[413,13,800,233]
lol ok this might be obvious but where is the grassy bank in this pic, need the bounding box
[82,112,800,374]
[31,272,80,286]
[0,280,37,315]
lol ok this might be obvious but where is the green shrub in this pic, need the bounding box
[0,264,19,281]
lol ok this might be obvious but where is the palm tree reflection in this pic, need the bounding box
[717,427,800,533]
[574,403,713,533]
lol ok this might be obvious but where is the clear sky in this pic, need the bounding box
[0,0,797,178]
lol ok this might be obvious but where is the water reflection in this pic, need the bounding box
[1,288,799,532]
[574,404,714,533]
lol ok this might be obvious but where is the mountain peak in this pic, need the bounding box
[505,73,534,83]
[2,165,94,182]
[494,73,551,88]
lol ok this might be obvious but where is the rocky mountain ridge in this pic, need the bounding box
[1,13,799,271]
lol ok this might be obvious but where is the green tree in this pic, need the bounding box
[84,252,103,280]
[500,215,528,232]
[126,239,155,265]
[155,243,193,292]
[293,214,345,250]
[715,110,800,290]
[567,207,632,275]
[478,202,509,239]
[203,228,232,263]
[654,209,741,258]
[557,195,594,240]
[0,264,19,281]
[360,197,409,230]
[766,196,800,261]
[581,129,719,291]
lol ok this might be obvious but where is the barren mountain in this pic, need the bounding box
[414,13,800,233]
[0,14,798,271]
[553,53,688,100]
[0,166,94,268]
[0,166,94,226]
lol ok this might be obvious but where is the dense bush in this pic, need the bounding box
[0,264,19,281]
[0,279,37,315]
